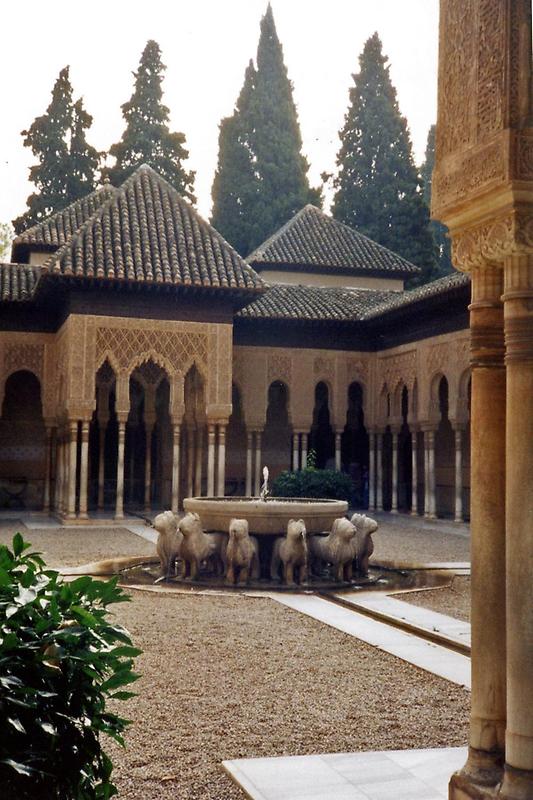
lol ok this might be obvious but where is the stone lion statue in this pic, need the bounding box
[270,518,308,585]
[178,512,225,580]
[350,513,378,577]
[154,510,182,580]
[309,517,357,582]
[224,518,259,585]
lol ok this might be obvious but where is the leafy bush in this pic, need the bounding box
[272,468,354,503]
[0,533,141,799]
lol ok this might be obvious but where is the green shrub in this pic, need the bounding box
[0,533,141,799]
[272,468,354,503]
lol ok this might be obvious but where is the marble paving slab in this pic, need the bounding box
[223,746,467,800]
[273,594,471,688]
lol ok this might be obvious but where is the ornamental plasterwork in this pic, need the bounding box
[378,350,416,392]
[96,325,208,376]
[313,356,334,380]
[267,354,292,385]
[452,209,533,270]
[346,358,368,383]
[4,342,44,379]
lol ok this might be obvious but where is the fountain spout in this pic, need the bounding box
[260,466,270,502]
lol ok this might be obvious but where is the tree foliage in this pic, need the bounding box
[332,33,437,285]
[0,534,141,799]
[0,222,14,262]
[272,468,354,504]
[13,67,100,234]
[211,4,320,255]
[420,124,452,277]
[107,40,195,202]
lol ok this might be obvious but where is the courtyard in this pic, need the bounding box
[0,514,471,799]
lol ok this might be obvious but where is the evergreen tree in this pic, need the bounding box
[420,125,452,277]
[13,68,99,233]
[107,40,195,202]
[211,61,258,255]
[332,33,437,284]
[211,4,320,255]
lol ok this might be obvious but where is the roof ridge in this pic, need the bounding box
[246,205,318,262]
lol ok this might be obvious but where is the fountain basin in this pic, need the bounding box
[182,496,348,535]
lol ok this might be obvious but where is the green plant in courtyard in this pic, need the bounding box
[272,468,353,503]
[0,533,141,799]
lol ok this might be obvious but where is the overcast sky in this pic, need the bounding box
[1,0,439,226]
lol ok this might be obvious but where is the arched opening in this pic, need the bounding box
[90,360,117,511]
[226,383,247,495]
[435,375,455,517]
[263,381,291,481]
[398,385,412,511]
[0,370,46,509]
[184,364,206,498]
[342,382,368,506]
[310,381,334,469]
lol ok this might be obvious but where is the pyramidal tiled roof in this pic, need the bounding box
[247,205,420,276]
[40,165,264,293]
[361,271,470,319]
[0,263,42,301]
[12,185,116,255]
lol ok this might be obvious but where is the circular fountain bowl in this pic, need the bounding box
[182,496,348,535]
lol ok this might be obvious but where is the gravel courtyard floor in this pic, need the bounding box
[400,576,471,622]
[0,517,471,799]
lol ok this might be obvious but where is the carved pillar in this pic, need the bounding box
[410,430,418,515]
[97,422,107,511]
[391,429,399,514]
[171,422,181,513]
[186,426,195,498]
[78,421,90,520]
[423,430,430,518]
[500,253,533,799]
[66,420,78,520]
[368,431,376,512]
[207,422,216,497]
[245,430,253,496]
[334,430,342,471]
[376,431,383,512]
[194,426,203,497]
[292,432,299,471]
[458,266,507,791]
[217,422,226,497]
[115,415,127,520]
[254,430,262,495]
[43,426,53,513]
[56,429,64,514]
[453,426,464,523]
[427,429,436,519]
[144,420,154,512]
[301,432,308,469]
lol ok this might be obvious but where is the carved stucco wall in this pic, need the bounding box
[0,316,233,426]
[233,328,470,433]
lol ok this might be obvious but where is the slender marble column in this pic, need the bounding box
[428,430,436,519]
[56,433,65,514]
[207,423,216,497]
[186,427,195,498]
[194,427,203,496]
[43,426,53,513]
[454,427,463,523]
[368,431,376,512]
[423,432,430,518]
[301,433,308,469]
[391,431,399,514]
[171,423,181,513]
[115,417,127,520]
[144,422,154,512]
[452,265,507,792]
[500,253,533,799]
[292,432,299,471]
[78,421,90,520]
[97,423,107,510]
[66,421,78,520]
[410,430,418,515]
[245,430,253,496]
[254,430,262,495]
[376,432,383,512]
[54,432,61,512]
[335,431,342,471]
[216,423,226,497]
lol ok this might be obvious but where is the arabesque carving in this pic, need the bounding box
[4,343,44,379]
[452,210,533,270]
[96,325,208,375]
[267,354,292,384]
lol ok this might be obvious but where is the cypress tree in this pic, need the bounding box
[421,124,452,278]
[211,4,320,255]
[107,40,195,202]
[13,67,99,233]
[211,61,258,255]
[332,33,437,284]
